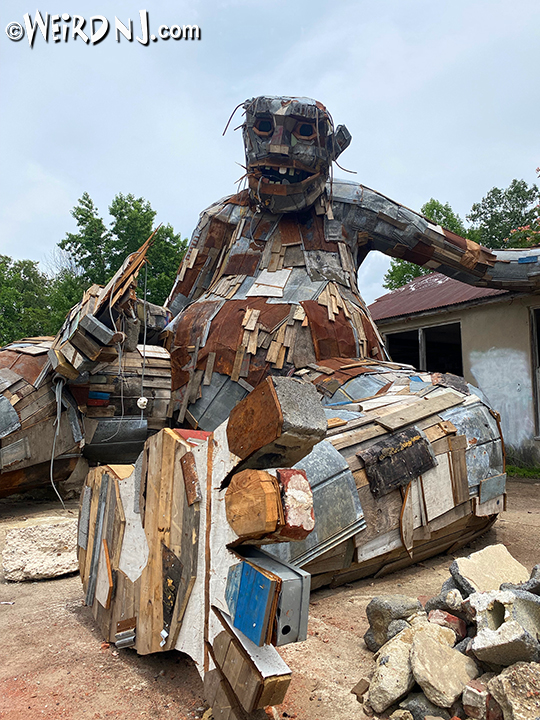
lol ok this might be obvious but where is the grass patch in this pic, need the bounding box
[506,464,540,479]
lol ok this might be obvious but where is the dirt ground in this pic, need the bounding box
[1,477,539,720]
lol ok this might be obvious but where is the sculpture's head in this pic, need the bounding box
[242,96,351,214]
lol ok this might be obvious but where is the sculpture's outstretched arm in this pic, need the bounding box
[349,185,540,292]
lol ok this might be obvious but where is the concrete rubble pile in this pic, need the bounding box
[353,544,540,720]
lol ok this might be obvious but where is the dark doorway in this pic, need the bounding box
[385,330,419,368]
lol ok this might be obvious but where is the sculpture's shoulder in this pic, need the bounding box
[196,189,251,231]
[328,178,365,207]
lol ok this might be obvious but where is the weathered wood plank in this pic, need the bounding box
[376,391,464,432]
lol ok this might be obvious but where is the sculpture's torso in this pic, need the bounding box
[167,182,386,429]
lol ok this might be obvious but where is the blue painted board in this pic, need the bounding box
[232,561,277,647]
[88,391,110,400]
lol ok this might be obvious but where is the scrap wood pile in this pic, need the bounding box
[354,544,540,720]
[0,241,172,498]
[78,376,327,720]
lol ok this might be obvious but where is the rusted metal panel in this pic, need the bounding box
[301,301,356,360]
[180,451,202,505]
[0,349,50,387]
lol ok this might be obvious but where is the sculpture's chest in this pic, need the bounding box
[216,207,353,288]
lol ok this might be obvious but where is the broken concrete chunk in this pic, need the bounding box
[368,633,416,713]
[411,631,479,707]
[364,595,423,651]
[2,518,78,581]
[368,620,458,712]
[472,621,540,666]
[389,711,414,720]
[504,588,540,635]
[501,563,540,596]
[399,691,451,720]
[428,609,467,642]
[450,545,529,597]
[465,589,540,665]
[488,661,540,720]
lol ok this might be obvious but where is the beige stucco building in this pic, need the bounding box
[368,272,540,465]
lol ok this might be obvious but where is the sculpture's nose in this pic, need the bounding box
[269,124,289,155]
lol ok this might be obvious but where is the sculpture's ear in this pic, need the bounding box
[328,124,352,160]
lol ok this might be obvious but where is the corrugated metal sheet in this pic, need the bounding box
[368,272,507,321]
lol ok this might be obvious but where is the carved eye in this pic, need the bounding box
[293,121,317,140]
[253,117,273,136]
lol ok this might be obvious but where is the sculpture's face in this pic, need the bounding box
[242,96,351,214]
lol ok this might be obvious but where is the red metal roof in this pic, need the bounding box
[368,272,508,321]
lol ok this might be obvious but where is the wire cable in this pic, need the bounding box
[50,376,67,510]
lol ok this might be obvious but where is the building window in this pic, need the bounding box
[385,322,463,375]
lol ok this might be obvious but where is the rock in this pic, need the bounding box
[389,711,414,720]
[408,610,429,626]
[368,622,457,713]
[488,662,540,720]
[364,595,423,651]
[501,564,540,596]
[455,637,474,655]
[367,633,416,713]
[429,609,467,642]
[399,691,451,720]
[450,545,529,597]
[426,577,465,615]
[2,518,78,581]
[387,619,412,641]
[364,627,380,653]
[411,630,479,707]
[472,621,539,666]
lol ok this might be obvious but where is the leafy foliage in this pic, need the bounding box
[421,198,467,236]
[467,178,540,249]
[0,256,55,344]
[60,192,188,305]
[382,199,467,291]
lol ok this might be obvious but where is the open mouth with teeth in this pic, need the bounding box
[250,163,317,186]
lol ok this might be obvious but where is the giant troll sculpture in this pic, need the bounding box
[164,95,530,430]
[0,96,534,718]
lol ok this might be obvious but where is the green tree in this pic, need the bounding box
[60,192,113,285]
[421,198,467,236]
[382,199,467,290]
[60,192,188,305]
[0,256,54,344]
[466,178,540,249]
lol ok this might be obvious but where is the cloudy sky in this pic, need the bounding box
[2,0,539,304]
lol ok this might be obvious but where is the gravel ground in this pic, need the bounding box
[1,477,538,720]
